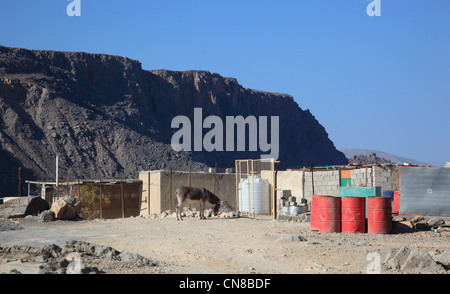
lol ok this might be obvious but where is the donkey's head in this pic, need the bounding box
[213,202,221,216]
[206,190,221,216]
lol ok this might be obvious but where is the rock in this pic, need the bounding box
[414,220,429,230]
[276,235,307,242]
[385,246,411,270]
[50,196,81,220]
[427,218,445,227]
[384,246,446,273]
[24,197,50,216]
[401,249,445,274]
[226,211,236,218]
[38,210,55,222]
[392,216,406,222]
[204,209,212,218]
[63,195,81,215]
[51,199,77,220]
[433,247,450,267]
[411,215,424,223]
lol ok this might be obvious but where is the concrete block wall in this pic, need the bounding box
[350,168,373,187]
[304,170,340,206]
[372,165,399,192]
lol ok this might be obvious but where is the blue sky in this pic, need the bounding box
[1,0,449,166]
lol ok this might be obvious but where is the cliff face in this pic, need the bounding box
[0,45,347,196]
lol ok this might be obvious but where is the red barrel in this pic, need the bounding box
[393,191,400,214]
[367,197,392,234]
[318,196,341,233]
[310,195,320,231]
[341,197,366,233]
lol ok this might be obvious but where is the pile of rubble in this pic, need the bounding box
[146,201,238,219]
[392,215,448,232]
[0,240,159,274]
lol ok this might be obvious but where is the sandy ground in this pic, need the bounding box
[0,214,449,274]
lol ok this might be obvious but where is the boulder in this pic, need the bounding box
[401,249,445,274]
[385,246,411,270]
[62,195,81,215]
[50,196,81,220]
[433,247,450,267]
[24,197,50,216]
[384,246,446,273]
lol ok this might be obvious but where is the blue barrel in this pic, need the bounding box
[382,191,394,201]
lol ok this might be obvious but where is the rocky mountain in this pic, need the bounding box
[347,152,394,165]
[0,45,347,196]
[339,148,431,166]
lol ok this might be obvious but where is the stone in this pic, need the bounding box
[385,246,411,270]
[63,195,81,215]
[276,235,307,242]
[414,220,429,230]
[24,197,50,216]
[427,218,445,227]
[38,210,55,222]
[50,199,78,220]
[411,215,424,223]
[226,211,236,218]
[433,247,450,267]
[401,249,445,274]
[392,216,406,222]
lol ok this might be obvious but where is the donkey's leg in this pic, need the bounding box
[200,202,205,219]
[176,202,183,221]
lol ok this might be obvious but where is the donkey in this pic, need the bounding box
[175,186,221,221]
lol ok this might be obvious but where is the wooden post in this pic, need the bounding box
[56,156,59,201]
[120,175,124,218]
[67,168,71,195]
[147,172,151,215]
[311,163,315,196]
[78,179,81,215]
[189,166,191,187]
[99,180,103,219]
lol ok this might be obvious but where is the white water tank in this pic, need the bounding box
[239,176,270,214]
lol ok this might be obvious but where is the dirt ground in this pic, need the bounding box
[0,214,449,274]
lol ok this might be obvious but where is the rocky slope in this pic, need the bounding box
[0,45,347,196]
